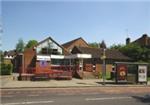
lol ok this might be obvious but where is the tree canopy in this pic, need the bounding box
[0,50,4,63]
[88,41,107,48]
[109,43,150,62]
[16,38,25,53]
[88,42,99,48]
[25,40,38,49]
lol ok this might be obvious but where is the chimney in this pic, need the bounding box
[142,34,148,38]
[126,37,130,45]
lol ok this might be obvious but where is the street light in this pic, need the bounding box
[101,48,106,85]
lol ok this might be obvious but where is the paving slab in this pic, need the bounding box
[0,76,150,89]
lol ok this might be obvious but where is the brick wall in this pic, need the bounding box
[23,48,36,73]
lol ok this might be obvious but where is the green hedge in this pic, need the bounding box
[0,63,13,75]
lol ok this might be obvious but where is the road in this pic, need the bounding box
[1,87,150,105]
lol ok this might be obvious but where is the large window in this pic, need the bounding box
[51,59,70,65]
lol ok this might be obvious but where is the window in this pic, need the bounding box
[36,39,63,55]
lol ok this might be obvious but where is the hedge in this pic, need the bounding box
[0,63,13,75]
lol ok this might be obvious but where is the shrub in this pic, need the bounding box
[0,63,13,75]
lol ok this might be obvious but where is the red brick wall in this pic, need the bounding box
[83,64,93,72]
[35,61,51,74]
[23,48,36,73]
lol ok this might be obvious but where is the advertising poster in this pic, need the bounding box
[117,64,127,81]
[138,65,147,82]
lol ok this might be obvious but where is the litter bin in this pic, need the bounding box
[110,71,115,79]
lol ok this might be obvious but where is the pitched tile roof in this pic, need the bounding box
[72,46,131,60]
[133,34,150,47]
[4,50,17,57]
[62,37,89,48]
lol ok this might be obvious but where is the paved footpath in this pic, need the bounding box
[2,86,150,95]
[0,76,150,89]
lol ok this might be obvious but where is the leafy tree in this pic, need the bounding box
[100,40,107,49]
[25,40,38,49]
[119,43,143,61]
[0,50,4,63]
[141,47,150,62]
[16,38,25,53]
[109,43,150,62]
[110,44,124,50]
[88,42,99,48]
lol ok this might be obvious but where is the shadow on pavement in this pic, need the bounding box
[96,82,134,85]
[132,94,150,103]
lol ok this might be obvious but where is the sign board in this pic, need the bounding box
[117,64,127,81]
[40,60,47,67]
[37,55,51,61]
[138,65,147,82]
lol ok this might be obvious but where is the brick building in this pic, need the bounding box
[12,36,131,80]
[63,38,131,79]
[126,34,150,48]
[18,37,72,80]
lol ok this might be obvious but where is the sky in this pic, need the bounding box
[1,0,150,51]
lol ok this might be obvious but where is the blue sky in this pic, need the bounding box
[2,0,150,51]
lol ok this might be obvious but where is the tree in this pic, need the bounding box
[25,40,38,49]
[109,43,150,62]
[119,43,143,61]
[0,50,4,63]
[109,44,124,50]
[88,42,99,48]
[100,40,107,49]
[16,38,25,53]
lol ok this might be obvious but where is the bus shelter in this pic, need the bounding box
[114,62,148,84]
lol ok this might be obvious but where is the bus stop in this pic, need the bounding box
[114,62,148,84]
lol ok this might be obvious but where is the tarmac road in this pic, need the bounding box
[1,87,150,105]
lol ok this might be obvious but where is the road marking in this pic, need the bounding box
[58,93,75,96]
[0,100,54,105]
[85,96,132,101]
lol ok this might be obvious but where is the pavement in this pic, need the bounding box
[0,75,150,89]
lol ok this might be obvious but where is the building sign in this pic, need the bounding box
[40,60,47,67]
[37,55,50,61]
[117,64,127,81]
[138,65,147,82]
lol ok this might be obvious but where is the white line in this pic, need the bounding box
[58,93,75,96]
[85,96,132,101]
[0,100,54,105]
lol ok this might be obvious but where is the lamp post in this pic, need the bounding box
[101,48,106,85]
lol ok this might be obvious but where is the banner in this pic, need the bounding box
[138,65,147,82]
[117,64,127,81]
